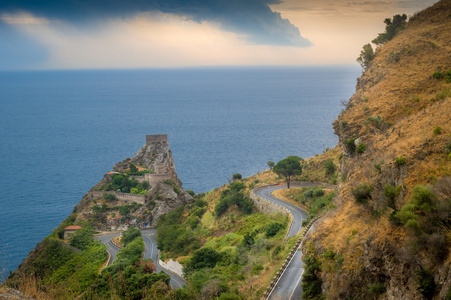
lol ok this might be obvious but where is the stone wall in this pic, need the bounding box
[144,173,173,186]
[158,259,184,277]
[250,185,289,217]
[146,134,168,145]
[86,191,146,204]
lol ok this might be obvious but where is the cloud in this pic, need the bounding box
[0,0,311,47]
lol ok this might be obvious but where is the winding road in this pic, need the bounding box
[95,230,186,289]
[141,229,186,289]
[253,183,322,300]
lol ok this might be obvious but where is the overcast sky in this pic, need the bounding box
[0,0,438,70]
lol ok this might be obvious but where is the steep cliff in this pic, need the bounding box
[303,1,451,299]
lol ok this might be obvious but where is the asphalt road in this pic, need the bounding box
[141,228,186,289]
[253,183,321,300]
[95,232,121,266]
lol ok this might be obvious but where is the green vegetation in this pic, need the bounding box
[369,282,386,297]
[394,184,451,262]
[232,173,242,181]
[352,183,373,204]
[301,253,322,299]
[395,156,407,166]
[105,174,148,194]
[273,156,303,188]
[215,182,254,217]
[265,222,285,238]
[345,137,357,153]
[356,143,366,154]
[324,159,336,176]
[383,183,401,210]
[365,115,385,130]
[157,206,200,257]
[433,126,442,135]
[267,161,275,170]
[432,70,451,82]
[372,14,407,45]
[356,43,375,69]
[288,187,335,225]
[121,226,141,245]
[374,162,383,173]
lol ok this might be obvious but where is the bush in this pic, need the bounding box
[356,43,375,69]
[265,222,284,238]
[395,156,406,166]
[432,72,444,79]
[433,126,442,135]
[301,254,322,299]
[186,189,195,196]
[374,162,383,172]
[185,247,222,273]
[121,226,141,245]
[384,184,400,210]
[352,183,373,204]
[372,14,407,45]
[365,115,384,130]
[324,159,336,176]
[356,143,366,154]
[416,267,436,299]
[232,173,242,181]
[70,228,94,250]
[369,283,386,297]
[103,193,117,201]
[345,138,357,152]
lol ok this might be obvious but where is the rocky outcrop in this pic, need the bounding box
[74,136,193,231]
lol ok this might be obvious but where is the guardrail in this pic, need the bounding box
[262,216,322,300]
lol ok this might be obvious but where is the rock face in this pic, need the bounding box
[304,1,451,299]
[75,135,194,230]
[0,287,34,300]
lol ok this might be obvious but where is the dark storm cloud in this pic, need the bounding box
[0,0,312,47]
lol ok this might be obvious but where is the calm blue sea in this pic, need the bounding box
[0,66,360,279]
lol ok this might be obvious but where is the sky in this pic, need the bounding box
[0,0,438,70]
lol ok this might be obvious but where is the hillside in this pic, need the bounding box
[303,1,451,299]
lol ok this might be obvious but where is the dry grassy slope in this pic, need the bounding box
[306,1,451,299]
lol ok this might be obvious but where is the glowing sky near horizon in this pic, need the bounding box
[0,0,438,70]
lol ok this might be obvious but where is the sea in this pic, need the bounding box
[0,66,361,280]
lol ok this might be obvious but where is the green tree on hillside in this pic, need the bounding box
[372,14,408,45]
[357,43,375,69]
[273,156,303,189]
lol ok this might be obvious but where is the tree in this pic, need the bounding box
[232,173,242,181]
[273,156,303,189]
[357,43,375,69]
[267,161,275,170]
[129,162,138,175]
[372,14,407,45]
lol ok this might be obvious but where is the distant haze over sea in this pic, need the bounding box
[0,66,360,279]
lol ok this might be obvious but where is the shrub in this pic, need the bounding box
[372,14,407,45]
[186,189,195,196]
[301,254,322,299]
[352,183,373,204]
[432,72,444,79]
[374,162,383,172]
[267,161,275,170]
[369,283,386,297]
[416,267,436,299]
[345,138,357,152]
[356,143,366,154]
[365,115,384,130]
[121,226,141,245]
[395,156,406,166]
[433,126,442,135]
[384,184,400,210]
[70,228,94,250]
[324,159,336,175]
[232,173,242,181]
[103,193,117,201]
[356,43,375,69]
[265,222,284,238]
